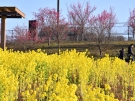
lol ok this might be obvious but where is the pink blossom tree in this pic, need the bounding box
[67,1,96,41]
[33,7,68,49]
[88,7,117,57]
[128,8,135,38]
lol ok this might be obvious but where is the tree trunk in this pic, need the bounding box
[98,45,102,58]
[100,50,102,58]
[81,33,83,41]
[76,35,79,41]
[48,37,50,46]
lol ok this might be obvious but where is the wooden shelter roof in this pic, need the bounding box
[0,6,25,18]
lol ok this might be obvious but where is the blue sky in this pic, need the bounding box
[1,0,135,31]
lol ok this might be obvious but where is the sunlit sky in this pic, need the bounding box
[1,0,135,32]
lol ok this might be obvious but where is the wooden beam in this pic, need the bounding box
[0,12,17,15]
[4,7,11,12]
[4,16,22,18]
[15,7,25,18]
[1,16,6,50]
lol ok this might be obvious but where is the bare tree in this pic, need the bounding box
[13,25,34,50]
[14,25,27,37]
[67,1,96,41]
[88,7,117,57]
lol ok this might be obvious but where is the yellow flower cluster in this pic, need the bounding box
[0,48,135,101]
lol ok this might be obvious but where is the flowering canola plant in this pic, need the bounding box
[0,48,135,101]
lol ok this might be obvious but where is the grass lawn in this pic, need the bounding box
[6,40,135,58]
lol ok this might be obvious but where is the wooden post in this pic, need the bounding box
[1,16,6,50]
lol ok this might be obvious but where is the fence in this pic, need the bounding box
[1,23,135,43]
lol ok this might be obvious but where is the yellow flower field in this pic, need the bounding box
[0,48,135,101]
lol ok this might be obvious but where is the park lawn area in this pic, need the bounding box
[6,40,135,58]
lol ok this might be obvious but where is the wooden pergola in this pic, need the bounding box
[0,6,25,50]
